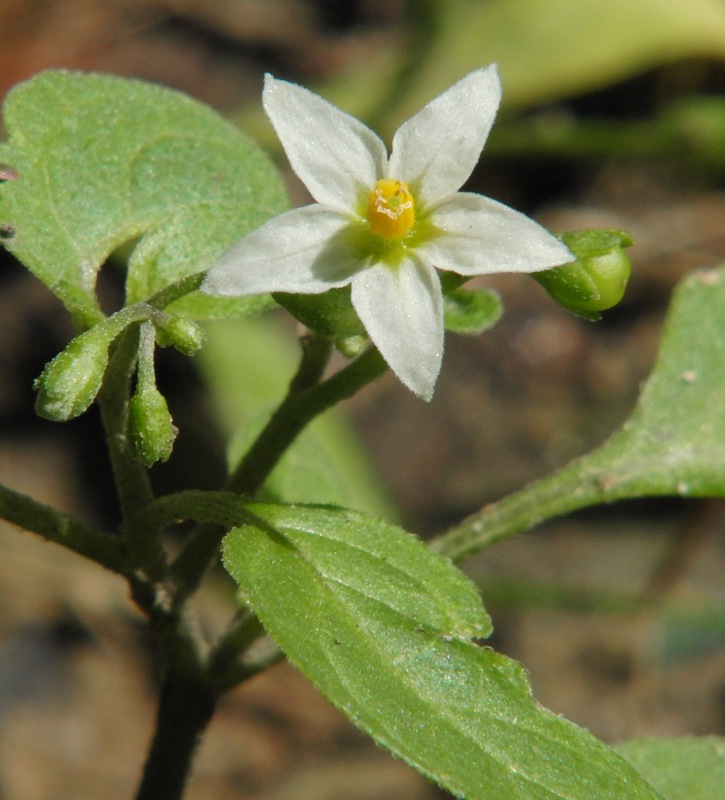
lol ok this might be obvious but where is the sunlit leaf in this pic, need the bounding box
[224,503,662,800]
[0,70,286,322]
[434,265,725,561]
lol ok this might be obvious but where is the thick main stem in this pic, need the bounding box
[134,669,217,800]
[133,340,386,800]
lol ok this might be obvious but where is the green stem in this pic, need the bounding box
[429,454,624,562]
[134,662,216,800]
[207,608,270,693]
[96,328,166,576]
[134,341,387,800]
[170,342,387,598]
[145,271,205,311]
[97,328,153,520]
[0,483,126,572]
[131,490,251,533]
[227,344,385,494]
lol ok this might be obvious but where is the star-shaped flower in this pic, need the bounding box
[202,65,571,400]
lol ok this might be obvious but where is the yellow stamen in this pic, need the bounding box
[366,179,415,238]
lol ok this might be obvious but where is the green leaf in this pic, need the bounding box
[540,267,725,496]
[616,738,725,800]
[395,0,725,120]
[260,0,725,152]
[223,503,662,800]
[0,70,286,321]
[434,265,725,561]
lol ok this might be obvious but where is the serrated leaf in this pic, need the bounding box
[223,503,662,800]
[616,737,725,800]
[0,70,286,320]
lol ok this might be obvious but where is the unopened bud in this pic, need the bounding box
[155,315,204,355]
[534,229,633,320]
[34,329,111,421]
[128,384,177,467]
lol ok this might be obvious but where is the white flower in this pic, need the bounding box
[202,65,571,400]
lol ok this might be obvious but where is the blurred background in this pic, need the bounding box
[0,1,724,798]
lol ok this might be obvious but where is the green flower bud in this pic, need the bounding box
[155,315,204,356]
[128,384,177,467]
[128,320,177,466]
[34,329,111,421]
[534,229,633,321]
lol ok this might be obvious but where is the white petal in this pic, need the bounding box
[202,206,363,296]
[389,66,501,205]
[419,193,572,275]
[351,259,443,401]
[263,74,387,212]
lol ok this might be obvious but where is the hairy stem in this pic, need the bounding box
[170,342,386,599]
[429,449,630,562]
[226,344,384,494]
[133,338,386,800]
[0,483,126,572]
[134,663,216,800]
[96,327,167,577]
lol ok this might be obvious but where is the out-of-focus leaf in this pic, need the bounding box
[243,0,725,149]
[404,0,725,115]
[616,737,725,800]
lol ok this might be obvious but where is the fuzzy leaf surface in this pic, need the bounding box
[0,70,286,320]
[224,503,662,800]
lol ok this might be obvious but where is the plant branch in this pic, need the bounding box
[207,607,274,693]
[170,341,386,599]
[429,455,623,562]
[226,342,385,494]
[146,271,205,310]
[96,327,167,577]
[133,340,387,799]
[0,483,126,572]
[134,652,216,800]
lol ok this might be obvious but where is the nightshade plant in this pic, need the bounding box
[0,66,722,800]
